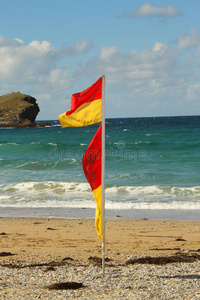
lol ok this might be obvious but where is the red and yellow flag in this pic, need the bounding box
[58,76,103,240]
[58,77,102,128]
[82,124,102,240]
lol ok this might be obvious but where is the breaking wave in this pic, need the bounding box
[0,181,200,209]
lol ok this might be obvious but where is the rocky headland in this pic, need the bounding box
[0,92,51,128]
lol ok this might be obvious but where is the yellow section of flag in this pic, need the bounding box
[58,99,101,128]
[92,185,102,241]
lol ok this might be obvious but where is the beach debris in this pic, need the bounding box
[126,253,200,265]
[62,256,74,262]
[0,252,15,257]
[0,232,7,235]
[46,282,84,290]
[46,227,57,230]
[44,266,56,272]
[88,256,102,265]
[0,258,76,269]
[88,256,112,266]
[176,238,186,241]
[149,248,181,251]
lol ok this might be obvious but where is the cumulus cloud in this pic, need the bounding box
[0,27,200,119]
[131,2,183,18]
[85,42,179,97]
[82,27,200,116]
[28,40,54,53]
[0,36,58,83]
[0,36,92,92]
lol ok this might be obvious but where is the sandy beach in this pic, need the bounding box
[1,218,200,263]
[1,218,200,299]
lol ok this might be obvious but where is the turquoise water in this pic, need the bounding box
[0,116,200,215]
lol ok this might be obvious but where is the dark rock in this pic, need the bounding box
[46,282,83,290]
[0,92,50,128]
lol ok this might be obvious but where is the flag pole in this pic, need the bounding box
[101,75,106,276]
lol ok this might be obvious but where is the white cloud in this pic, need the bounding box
[85,42,180,97]
[131,3,183,18]
[0,36,92,93]
[28,40,55,53]
[100,46,119,60]
[82,28,200,116]
[153,42,168,51]
[0,36,93,86]
[0,37,58,82]
[0,36,24,47]
[0,28,200,119]
[178,28,200,50]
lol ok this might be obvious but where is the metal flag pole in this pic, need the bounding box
[101,75,106,276]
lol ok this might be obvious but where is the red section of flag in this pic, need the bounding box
[66,77,102,116]
[82,124,102,191]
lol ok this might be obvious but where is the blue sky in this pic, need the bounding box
[0,0,200,119]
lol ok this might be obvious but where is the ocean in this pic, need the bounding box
[0,116,200,220]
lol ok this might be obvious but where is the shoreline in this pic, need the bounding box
[1,207,200,221]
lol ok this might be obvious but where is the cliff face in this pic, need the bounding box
[0,92,40,127]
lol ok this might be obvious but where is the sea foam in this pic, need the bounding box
[0,181,200,209]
